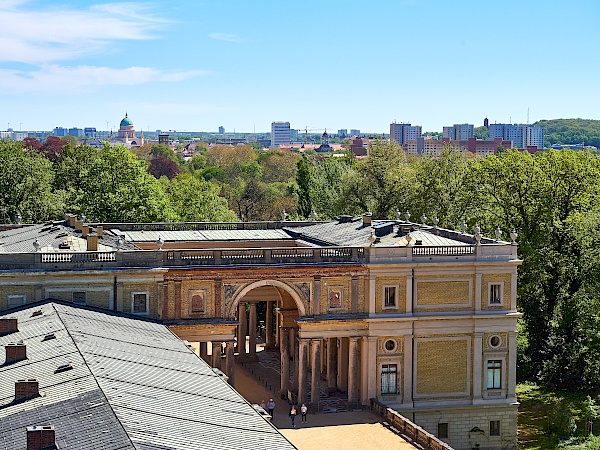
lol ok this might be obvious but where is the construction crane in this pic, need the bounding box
[297,127,328,148]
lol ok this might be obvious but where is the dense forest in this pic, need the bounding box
[3,137,600,396]
[534,118,600,148]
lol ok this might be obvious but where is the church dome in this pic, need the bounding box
[120,113,133,127]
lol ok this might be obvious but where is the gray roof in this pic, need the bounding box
[0,302,295,450]
[112,228,293,243]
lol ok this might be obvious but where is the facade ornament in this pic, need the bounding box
[395,209,401,221]
[281,210,288,221]
[510,229,518,244]
[460,220,467,234]
[369,231,376,246]
[156,235,164,251]
[495,226,502,241]
[420,214,427,226]
[33,239,41,252]
[309,210,317,221]
[404,211,411,222]
[432,216,439,228]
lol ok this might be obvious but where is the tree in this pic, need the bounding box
[148,156,180,180]
[165,174,237,222]
[0,140,63,222]
[39,136,67,161]
[22,137,41,151]
[296,154,314,218]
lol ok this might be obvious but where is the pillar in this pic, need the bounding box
[508,331,517,402]
[475,273,482,312]
[225,341,235,386]
[327,337,338,392]
[280,327,290,397]
[249,302,257,359]
[298,339,309,404]
[402,334,413,406]
[311,339,321,406]
[199,341,208,363]
[351,276,359,313]
[337,337,349,390]
[266,300,274,348]
[211,341,222,370]
[313,277,321,315]
[237,302,247,359]
[291,328,299,391]
[348,337,359,404]
[473,332,484,402]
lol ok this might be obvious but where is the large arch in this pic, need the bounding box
[227,279,306,319]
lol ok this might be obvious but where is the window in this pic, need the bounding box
[383,286,396,308]
[487,360,502,389]
[328,288,343,309]
[72,291,86,305]
[189,290,205,313]
[132,292,148,314]
[384,339,396,352]
[490,420,500,436]
[489,335,501,348]
[381,364,398,395]
[489,283,502,305]
[8,295,26,307]
[437,423,449,439]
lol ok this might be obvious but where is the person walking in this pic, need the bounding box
[260,400,266,411]
[266,398,275,418]
[289,405,297,428]
[300,403,308,423]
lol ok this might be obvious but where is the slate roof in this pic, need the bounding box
[0,302,296,450]
[111,228,293,244]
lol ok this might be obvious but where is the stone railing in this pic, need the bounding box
[370,399,454,450]
[412,246,474,257]
[94,221,317,232]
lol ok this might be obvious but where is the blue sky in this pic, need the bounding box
[1,0,599,133]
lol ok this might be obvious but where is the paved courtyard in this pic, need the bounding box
[233,366,415,449]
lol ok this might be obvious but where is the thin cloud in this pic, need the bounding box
[0,1,166,64]
[209,32,242,43]
[0,65,208,93]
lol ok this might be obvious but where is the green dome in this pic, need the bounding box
[120,113,133,127]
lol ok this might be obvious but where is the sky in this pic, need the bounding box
[1,0,599,134]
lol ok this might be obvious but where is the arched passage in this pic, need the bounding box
[227,279,306,319]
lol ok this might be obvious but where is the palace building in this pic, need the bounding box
[0,214,521,449]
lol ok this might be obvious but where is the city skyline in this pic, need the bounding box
[1,0,598,133]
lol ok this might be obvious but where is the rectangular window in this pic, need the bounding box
[8,295,26,307]
[381,364,398,394]
[328,288,343,309]
[383,286,396,308]
[489,283,502,305]
[72,291,86,305]
[490,420,500,436]
[190,290,205,313]
[437,423,449,439]
[487,360,502,389]
[132,293,148,314]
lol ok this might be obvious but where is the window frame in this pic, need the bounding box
[327,287,344,310]
[72,291,87,305]
[437,422,449,439]
[131,291,150,315]
[380,363,399,395]
[7,294,27,308]
[490,420,501,436]
[382,285,398,309]
[488,282,503,306]
[189,289,206,314]
[486,359,502,389]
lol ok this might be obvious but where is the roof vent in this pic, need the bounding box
[5,342,27,364]
[0,318,18,336]
[338,215,354,224]
[54,363,73,374]
[415,240,423,246]
[373,222,395,237]
[26,425,56,450]
[15,379,39,402]
[42,333,56,342]
[362,212,372,227]
[31,310,42,318]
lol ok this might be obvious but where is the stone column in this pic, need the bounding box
[225,341,235,386]
[327,337,338,393]
[402,334,413,406]
[348,337,360,405]
[266,300,274,348]
[249,302,257,360]
[508,331,517,402]
[351,276,359,313]
[291,328,299,391]
[405,275,412,314]
[280,327,290,397]
[337,337,349,391]
[313,277,321,316]
[237,302,247,359]
[310,339,321,406]
[211,341,222,370]
[199,341,208,363]
[298,339,309,404]
[473,332,484,403]
[174,280,182,319]
[475,273,482,312]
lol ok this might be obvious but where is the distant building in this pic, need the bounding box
[350,136,367,156]
[484,117,489,129]
[53,127,67,137]
[315,130,334,152]
[442,124,473,140]
[338,129,348,138]
[219,126,225,134]
[112,112,144,147]
[84,127,97,137]
[290,128,299,141]
[390,123,422,145]
[350,129,360,137]
[68,127,83,138]
[158,133,170,146]
[489,124,544,150]
[405,137,512,157]
[271,121,291,147]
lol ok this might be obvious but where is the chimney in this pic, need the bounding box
[362,212,372,227]
[0,318,18,336]
[67,214,76,227]
[96,225,103,237]
[81,226,89,237]
[15,379,39,401]
[26,425,55,450]
[74,220,84,232]
[5,342,26,364]
[86,234,98,252]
